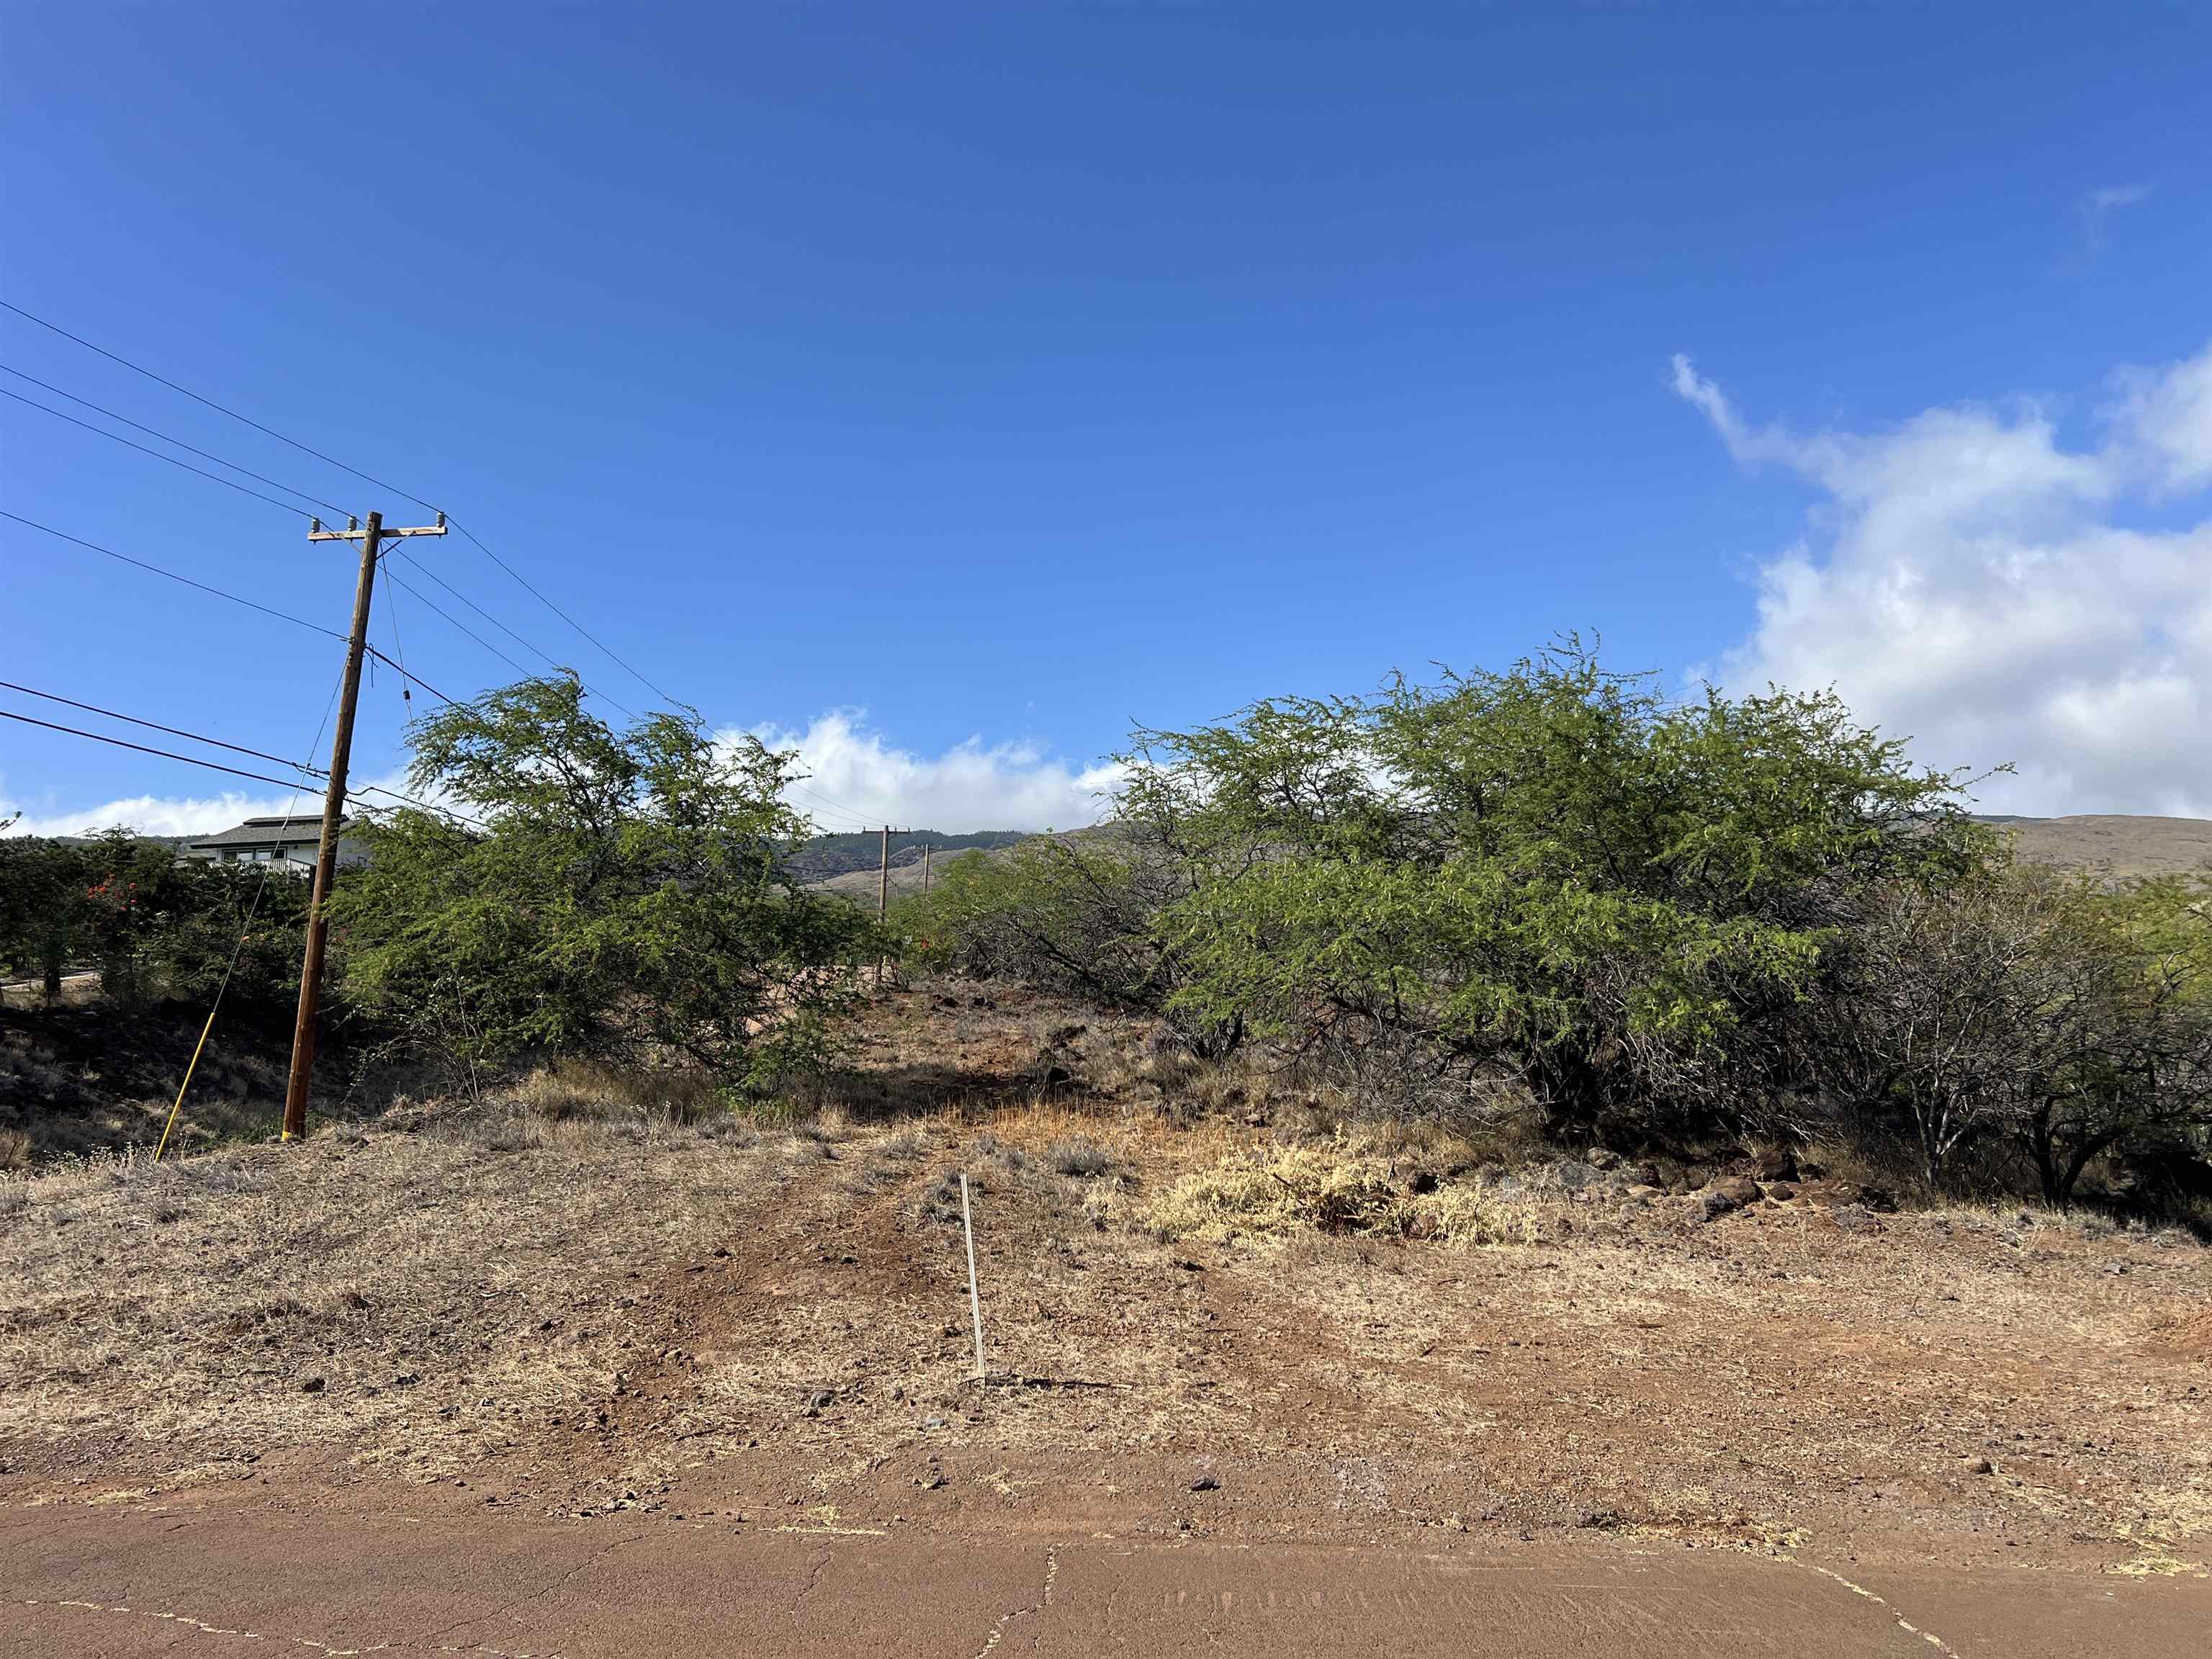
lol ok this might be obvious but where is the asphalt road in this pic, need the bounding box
[4,1504,2204,1658]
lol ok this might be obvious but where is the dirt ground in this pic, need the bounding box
[1,977,2207,1584]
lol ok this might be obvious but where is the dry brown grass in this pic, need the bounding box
[1143,1133,1545,1246]
[4,976,2208,1563]
[0,1100,838,1474]
[507,1056,724,1123]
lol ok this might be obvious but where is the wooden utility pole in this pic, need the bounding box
[282,509,446,1141]
[876,824,910,988]
[922,842,932,892]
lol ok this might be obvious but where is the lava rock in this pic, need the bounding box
[1753,1146,1800,1182]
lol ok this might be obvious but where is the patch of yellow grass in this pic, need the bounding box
[509,1056,721,1123]
[1148,1140,1401,1241]
[1146,1135,1541,1247]
[1409,1184,1542,1246]
[2108,1547,2208,1578]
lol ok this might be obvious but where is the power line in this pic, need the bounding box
[389,547,562,670]
[0,511,456,705]
[0,385,323,520]
[448,516,679,709]
[383,556,639,720]
[0,706,487,833]
[382,565,418,714]
[0,362,357,519]
[2,302,796,773]
[0,298,442,514]
[8,512,899,837]
[0,680,318,775]
[382,569,534,680]
[4,510,341,636]
[787,783,877,830]
[350,785,488,832]
[1,708,324,794]
[6,300,686,719]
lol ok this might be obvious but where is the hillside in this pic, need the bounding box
[808,824,1134,906]
[1992,814,2212,878]
[784,829,1029,884]
[806,814,2212,905]
[811,837,1040,906]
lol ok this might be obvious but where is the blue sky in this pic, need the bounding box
[4,2,2208,832]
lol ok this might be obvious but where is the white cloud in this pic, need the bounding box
[742,711,1121,834]
[1,770,417,840]
[2079,182,2152,253]
[4,713,1115,843]
[1,787,316,840]
[2084,182,2152,214]
[1675,346,2212,817]
[2111,347,2212,494]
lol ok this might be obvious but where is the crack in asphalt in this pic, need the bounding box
[789,1550,833,1624]
[10,1596,397,1655]
[968,1545,1060,1658]
[1792,1560,1963,1657]
[411,1528,651,1650]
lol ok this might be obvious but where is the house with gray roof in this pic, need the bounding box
[182,816,369,873]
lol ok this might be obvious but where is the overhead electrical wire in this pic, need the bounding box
[0,703,487,834]
[0,362,359,519]
[786,782,878,830]
[387,547,564,673]
[386,547,639,720]
[0,298,442,514]
[0,302,680,711]
[0,680,490,829]
[0,385,329,520]
[3,302,895,837]
[382,569,534,680]
[445,516,679,709]
[0,680,320,775]
[1,708,331,794]
[0,512,456,705]
[382,570,418,713]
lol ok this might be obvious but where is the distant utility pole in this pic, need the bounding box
[876,824,910,989]
[922,842,932,893]
[282,508,446,1141]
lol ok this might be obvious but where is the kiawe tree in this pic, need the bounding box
[1116,639,1997,1134]
[333,675,876,1093]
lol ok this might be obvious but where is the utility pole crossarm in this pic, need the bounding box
[308,512,446,543]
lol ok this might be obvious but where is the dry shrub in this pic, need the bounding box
[1148,1134,1542,1247]
[1146,1139,1403,1241]
[508,1058,719,1123]
[1406,1184,1542,1246]
[0,1129,31,1173]
[1044,1136,1118,1177]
